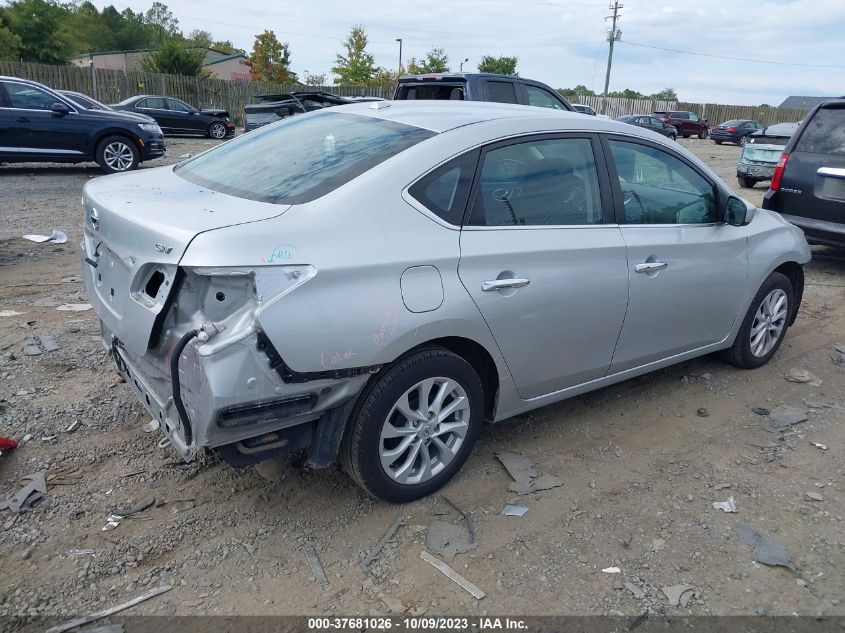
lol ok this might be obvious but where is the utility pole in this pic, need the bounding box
[396,38,403,76]
[601,0,622,115]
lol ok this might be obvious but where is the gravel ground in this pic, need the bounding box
[1,134,844,623]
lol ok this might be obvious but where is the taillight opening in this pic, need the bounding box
[727,127,737,133]
[770,152,790,191]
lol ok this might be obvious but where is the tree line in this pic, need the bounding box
[559,84,679,101]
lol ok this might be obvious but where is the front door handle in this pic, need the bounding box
[635,261,668,273]
[482,278,530,292]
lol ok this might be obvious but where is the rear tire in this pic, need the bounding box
[721,272,793,369]
[208,121,227,139]
[698,127,709,139]
[738,176,756,188]
[714,140,723,145]
[340,348,484,503]
[683,134,691,139]
[96,136,139,173]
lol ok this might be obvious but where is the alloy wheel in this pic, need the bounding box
[379,377,470,485]
[210,123,226,139]
[103,142,134,171]
[750,289,788,357]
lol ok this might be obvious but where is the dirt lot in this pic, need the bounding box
[1,136,844,622]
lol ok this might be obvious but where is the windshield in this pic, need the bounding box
[175,111,436,204]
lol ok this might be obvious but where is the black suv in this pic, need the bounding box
[763,99,845,247]
[0,76,165,173]
[394,73,574,111]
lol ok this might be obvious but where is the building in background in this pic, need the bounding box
[71,48,251,81]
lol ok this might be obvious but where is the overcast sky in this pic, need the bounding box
[93,0,844,106]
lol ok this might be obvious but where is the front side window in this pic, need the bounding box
[688,113,700,122]
[486,81,517,104]
[409,151,478,225]
[525,85,563,109]
[608,140,717,225]
[176,111,435,204]
[468,138,603,226]
[795,107,845,156]
[4,82,57,110]
[167,99,194,112]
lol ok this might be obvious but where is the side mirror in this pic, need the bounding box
[51,102,70,116]
[726,196,755,226]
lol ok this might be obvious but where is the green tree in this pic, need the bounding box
[303,71,327,86]
[186,29,212,48]
[249,30,295,82]
[0,23,23,59]
[144,2,178,43]
[141,36,205,75]
[477,55,518,76]
[649,87,678,101]
[212,39,245,55]
[1,0,73,63]
[369,66,398,85]
[408,47,448,73]
[608,88,644,99]
[559,84,596,98]
[332,25,376,84]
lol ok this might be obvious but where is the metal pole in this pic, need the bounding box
[601,1,622,115]
[396,38,403,75]
[91,61,98,101]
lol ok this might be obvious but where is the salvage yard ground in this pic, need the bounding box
[1,138,844,620]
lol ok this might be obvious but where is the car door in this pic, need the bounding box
[457,134,629,399]
[165,98,202,133]
[135,97,170,130]
[0,80,86,156]
[602,136,749,372]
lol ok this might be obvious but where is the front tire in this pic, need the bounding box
[738,175,756,188]
[341,348,484,502]
[721,272,793,369]
[96,136,139,173]
[668,133,677,141]
[698,127,709,139]
[714,139,723,145]
[208,121,227,139]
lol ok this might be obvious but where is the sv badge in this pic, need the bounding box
[154,243,173,254]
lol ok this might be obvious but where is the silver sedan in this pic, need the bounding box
[81,101,810,502]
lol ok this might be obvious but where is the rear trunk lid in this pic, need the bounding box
[741,139,787,164]
[81,165,289,356]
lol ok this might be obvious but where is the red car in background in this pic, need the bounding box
[654,110,710,139]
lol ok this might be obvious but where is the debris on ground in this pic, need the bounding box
[625,582,645,599]
[735,525,793,569]
[44,585,172,633]
[427,521,475,560]
[0,437,18,455]
[652,538,666,552]
[767,406,809,430]
[379,593,405,614]
[142,419,160,434]
[833,345,845,367]
[805,491,824,502]
[65,420,82,433]
[785,368,821,385]
[101,514,123,531]
[661,584,697,607]
[440,494,476,544]
[112,497,155,518]
[362,515,404,568]
[602,566,621,573]
[22,334,61,356]
[64,549,95,557]
[56,303,92,312]
[810,441,828,450]
[696,408,709,417]
[0,310,25,317]
[806,400,835,409]
[751,407,770,416]
[305,546,329,587]
[420,550,485,600]
[0,472,47,513]
[23,229,67,244]
[712,496,737,513]
[47,467,83,485]
[502,504,528,517]
[496,451,562,495]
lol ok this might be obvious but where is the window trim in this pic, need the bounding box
[599,133,727,227]
[404,148,481,229]
[0,80,77,114]
[463,132,616,229]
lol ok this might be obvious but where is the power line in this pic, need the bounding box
[620,40,845,69]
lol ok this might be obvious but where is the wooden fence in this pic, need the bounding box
[2,60,811,128]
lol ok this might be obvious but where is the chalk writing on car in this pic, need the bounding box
[321,348,358,370]
[267,244,296,263]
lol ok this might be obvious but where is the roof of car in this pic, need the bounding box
[329,100,657,136]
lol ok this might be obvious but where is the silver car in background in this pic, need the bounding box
[81,101,810,502]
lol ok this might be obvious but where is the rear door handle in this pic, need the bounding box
[481,278,530,291]
[635,261,668,273]
[817,167,845,180]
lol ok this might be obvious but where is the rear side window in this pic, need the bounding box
[486,81,517,104]
[176,111,435,205]
[670,112,687,119]
[409,151,479,224]
[138,97,166,109]
[795,108,845,156]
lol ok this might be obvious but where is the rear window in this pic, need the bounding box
[396,83,464,100]
[721,120,742,126]
[795,107,845,156]
[175,111,435,204]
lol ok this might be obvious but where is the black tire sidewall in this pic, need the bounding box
[733,272,793,368]
[209,122,226,139]
[96,135,139,173]
[345,349,484,503]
